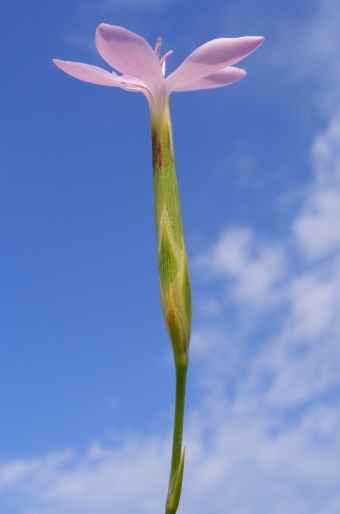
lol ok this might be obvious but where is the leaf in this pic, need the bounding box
[166,448,186,514]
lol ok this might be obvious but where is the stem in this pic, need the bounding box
[166,363,188,514]
[170,364,187,481]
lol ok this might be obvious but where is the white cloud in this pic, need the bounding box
[2,398,340,513]
[267,0,340,95]
[312,113,340,183]
[293,110,340,261]
[294,188,340,260]
[195,228,286,310]
[0,439,169,514]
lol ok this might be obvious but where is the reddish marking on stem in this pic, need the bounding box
[157,142,163,168]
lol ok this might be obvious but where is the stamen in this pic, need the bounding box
[159,50,173,76]
[154,37,173,76]
[154,37,162,57]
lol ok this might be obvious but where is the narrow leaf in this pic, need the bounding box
[166,448,186,514]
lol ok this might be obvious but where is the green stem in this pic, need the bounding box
[170,364,187,482]
[166,363,188,514]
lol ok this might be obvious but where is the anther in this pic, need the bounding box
[154,37,162,57]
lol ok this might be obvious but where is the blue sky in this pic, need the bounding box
[1,0,340,512]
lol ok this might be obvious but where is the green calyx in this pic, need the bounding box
[158,206,191,365]
[152,102,192,367]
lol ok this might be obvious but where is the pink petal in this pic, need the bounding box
[53,59,124,87]
[167,36,264,92]
[53,59,151,90]
[95,24,165,89]
[170,66,246,92]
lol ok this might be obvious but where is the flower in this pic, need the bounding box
[53,24,264,115]
[53,26,264,513]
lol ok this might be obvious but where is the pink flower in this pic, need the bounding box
[54,24,263,115]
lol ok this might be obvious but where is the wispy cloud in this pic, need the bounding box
[195,228,286,310]
[264,0,340,108]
